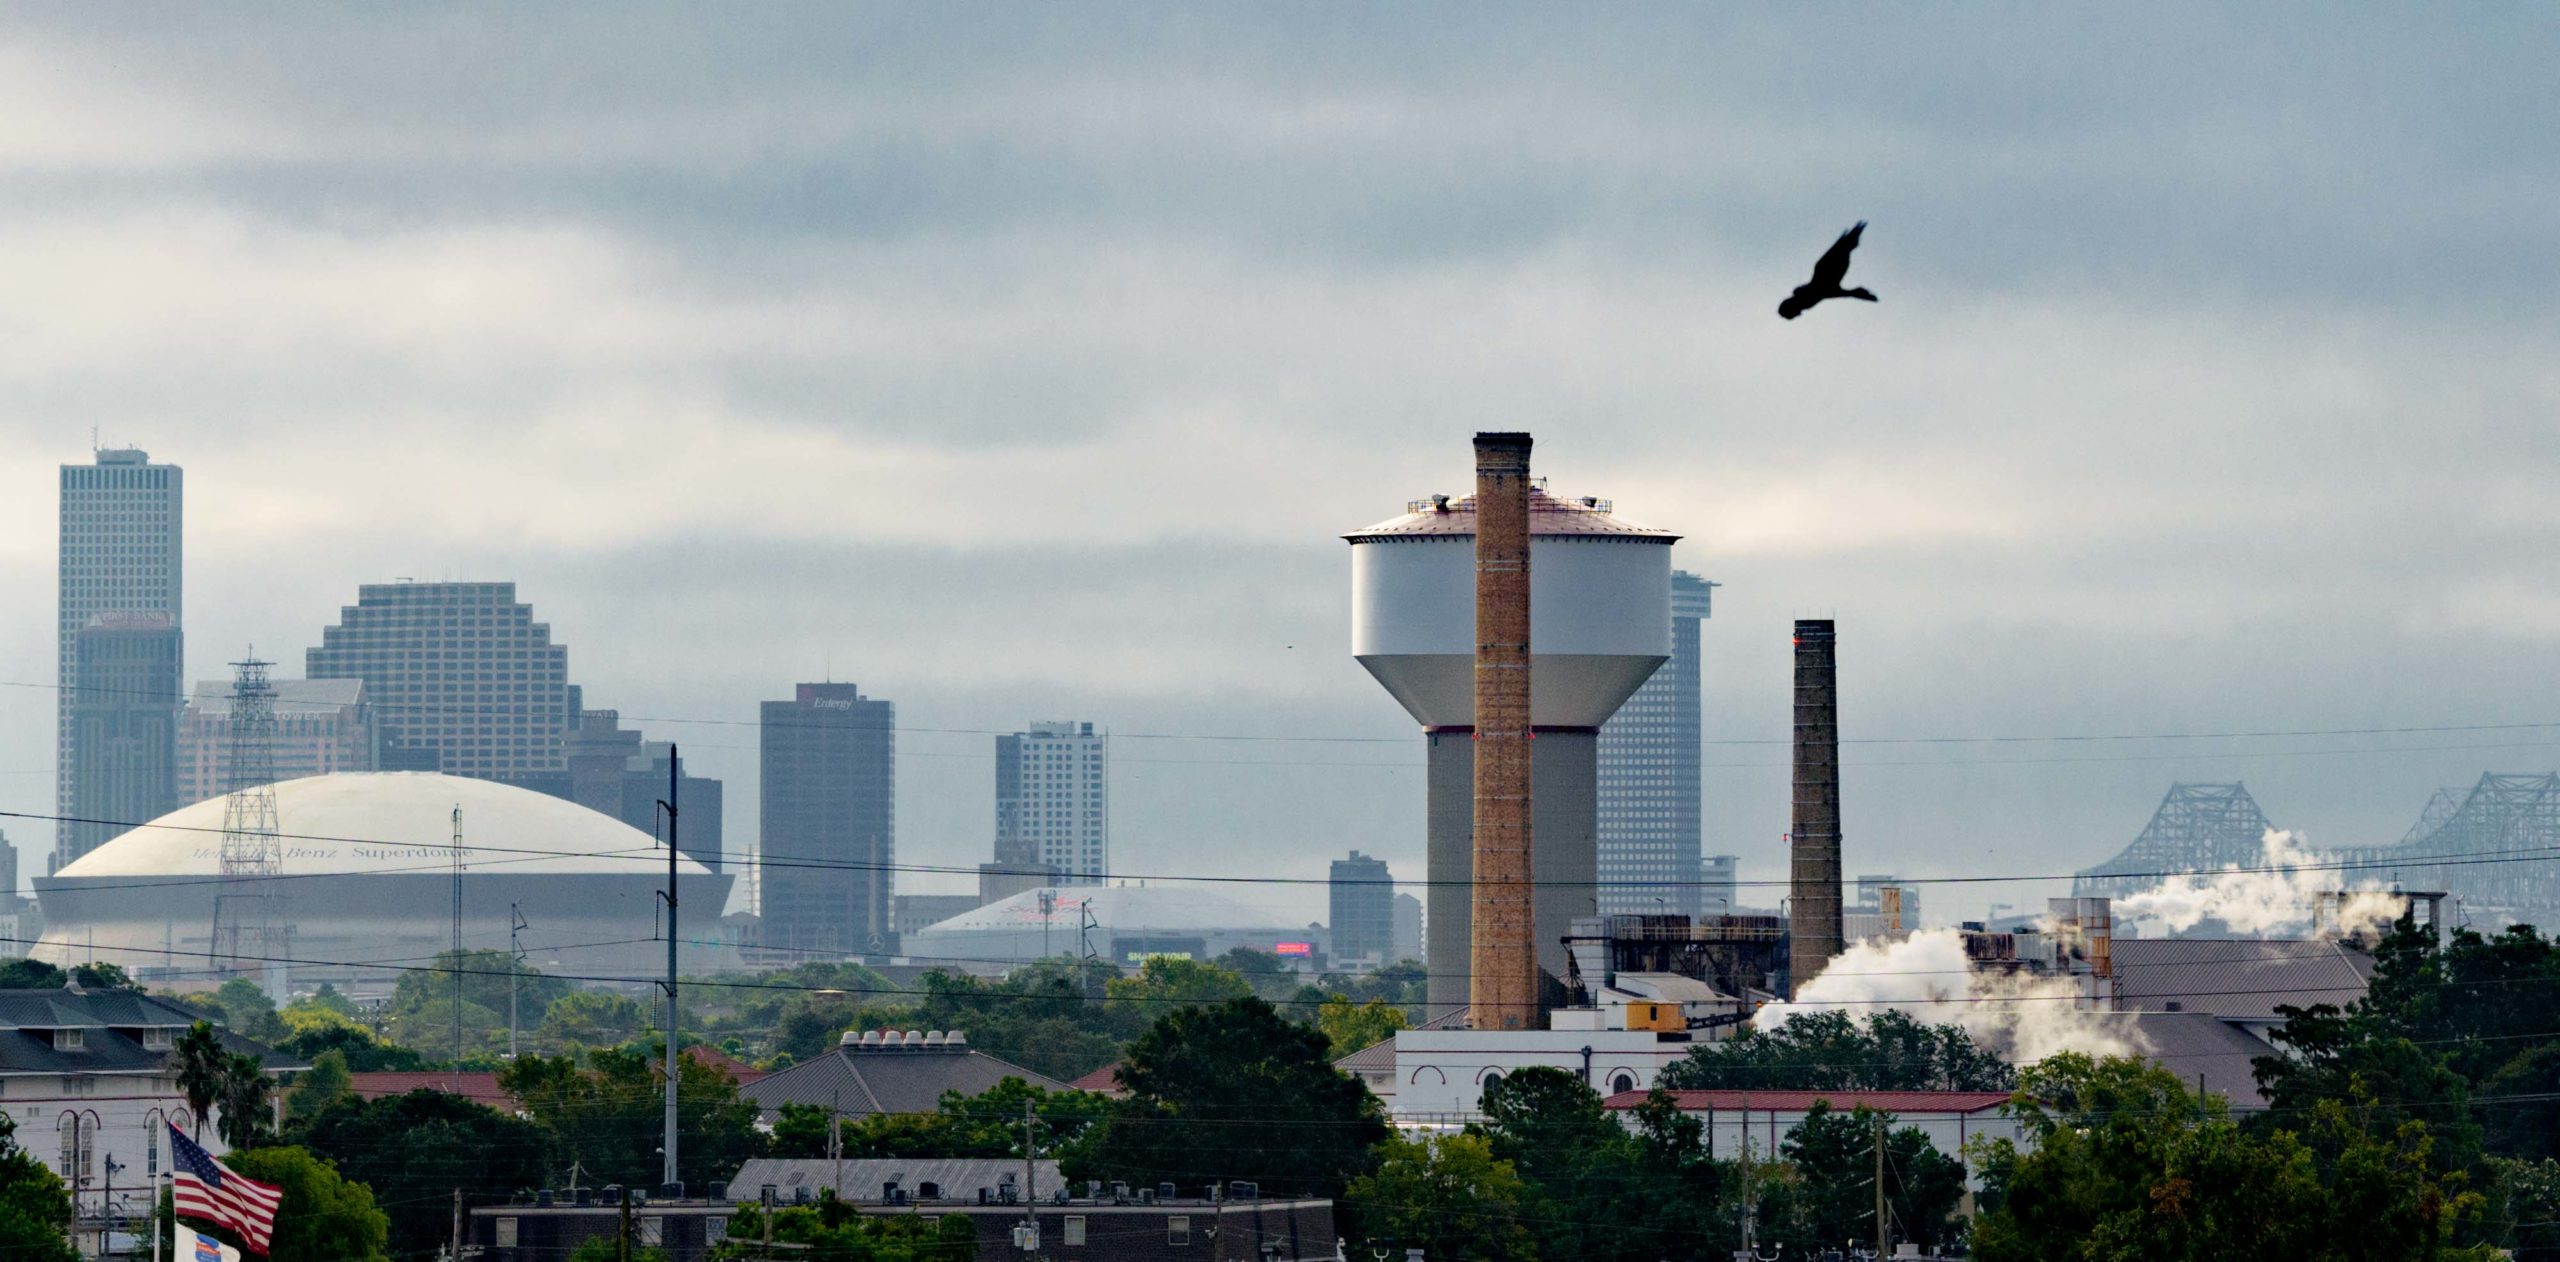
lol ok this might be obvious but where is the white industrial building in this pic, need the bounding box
[32,772,732,987]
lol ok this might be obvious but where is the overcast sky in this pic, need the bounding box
[3,6,2555,926]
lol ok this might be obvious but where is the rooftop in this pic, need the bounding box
[739,1038,1066,1119]
[1343,484,1679,543]
[2109,937,2373,1023]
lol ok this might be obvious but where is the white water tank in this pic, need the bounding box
[1346,486,1676,728]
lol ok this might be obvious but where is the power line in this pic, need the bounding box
[16,674,2560,753]
[6,805,2556,894]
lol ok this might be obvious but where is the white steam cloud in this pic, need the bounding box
[1756,928,2143,1063]
[2113,828,2400,935]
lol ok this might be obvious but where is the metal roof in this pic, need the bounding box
[2108,937,2372,1022]
[2084,1010,2280,1107]
[0,990,303,1075]
[1344,484,1679,544]
[738,1045,1067,1119]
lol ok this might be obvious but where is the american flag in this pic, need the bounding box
[169,1125,282,1256]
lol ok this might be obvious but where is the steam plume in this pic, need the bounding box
[1757,928,2142,1062]
[2114,828,2400,935]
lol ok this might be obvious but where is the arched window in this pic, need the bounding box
[1480,1071,1505,1093]
[1610,1072,1637,1095]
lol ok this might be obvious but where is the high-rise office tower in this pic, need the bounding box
[993,721,1107,886]
[1699,853,1740,917]
[1391,893,1424,965]
[176,678,378,805]
[760,683,895,954]
[1329,850,1395,968]
[63,613,183,863]
[564,706,723,872]
[305,582,573,792]
[1596,571,1717,915]
[57,447,182,871]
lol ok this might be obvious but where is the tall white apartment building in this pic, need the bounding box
[57,448,183,872]
[993,721,1108,886]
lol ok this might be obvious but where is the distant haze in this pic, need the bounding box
[3,7,2556,925]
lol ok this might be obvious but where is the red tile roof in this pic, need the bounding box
[1603,1089,2015,1114]
[1067,1063,1126,1096]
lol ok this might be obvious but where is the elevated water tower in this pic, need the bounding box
[1346,473,1676,1018]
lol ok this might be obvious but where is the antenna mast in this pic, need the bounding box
[210,656,286,985]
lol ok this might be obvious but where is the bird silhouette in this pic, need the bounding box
[1778,221,1876,320]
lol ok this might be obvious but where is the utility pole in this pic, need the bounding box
[1013,1090,1024,1249]
[1874,1113,1887,1259]
[658,747,681,1194]
[618,1186,632,1262]
[1737,1091,1754,1255]
[509,904,527,1060]
[450,1187,463,1262]
[451,806,465,1087]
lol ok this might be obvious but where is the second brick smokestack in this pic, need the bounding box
[1788,619,1843,995]
[1470,432,1538,1030]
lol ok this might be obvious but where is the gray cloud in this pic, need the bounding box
[3,5,2557,919]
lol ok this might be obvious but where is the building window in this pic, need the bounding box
[1168,1216,1190,1246]
[52,1029,83,1051]
[1063,1216,1085,1245]
[494,1219,518,1248]
[637,1218,663,1247]
[1611,1072,1637,1095]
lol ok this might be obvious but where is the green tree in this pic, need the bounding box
[294,1088,549,1260]
[568,1240,666,1262]
[210,977,289,1042]
[1658,1008,2015,1092]
[281,1023,425,1072]
[0,1112,78,1262]
[0,959,64,989]
[219,1147,390,1262]
[216,1051,274,1149]
[393,950,573,1020]
[1765,1103,1964,1256]
[1473,1068,1695,1262]
[1212,947,1305,1000]
[716,1196,974,1262]
[69,962,133,990]
[500,1048,766,1189]
[173,1022,228,1140]
[1345,1132,1537,1261]
[1090,997,1384,1199]
[1317,995,1408,1059]
[537,990,654,1048]
[1103,956,1253,1012]
[283,1050,353,1122]
[1973,1053,2490,1262]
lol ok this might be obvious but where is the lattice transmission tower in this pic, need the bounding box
[210,656,289,981]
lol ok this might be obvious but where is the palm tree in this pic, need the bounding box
[172,1023,227,1142]
[215,1052,271,1150]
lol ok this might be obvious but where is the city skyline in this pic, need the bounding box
[3,10,2555,929]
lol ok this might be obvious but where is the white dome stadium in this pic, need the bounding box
[900,884,1328,974]
[35,772,733,987]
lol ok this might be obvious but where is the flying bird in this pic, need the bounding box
[1778,221,1876,320]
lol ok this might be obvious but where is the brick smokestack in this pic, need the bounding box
[1470,432,1537,1030]
[1788,619,1842,995]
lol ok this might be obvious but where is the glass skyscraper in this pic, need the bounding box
[760,683,896,954]
[304,581,573,791]
[1596,569,1716,915]
[993,721,1107,886]
[57,448,182,872]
